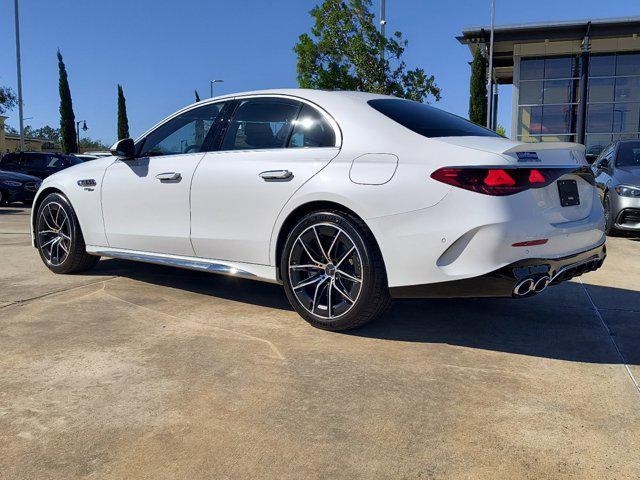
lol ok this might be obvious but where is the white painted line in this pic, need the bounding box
[579,279,640,396]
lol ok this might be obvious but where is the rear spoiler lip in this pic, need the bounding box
[503,142,585,154]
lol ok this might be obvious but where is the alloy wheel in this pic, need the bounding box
[287,223,363,320]
[37,202,72,266]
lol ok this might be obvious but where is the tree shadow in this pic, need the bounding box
[87,258,639,366]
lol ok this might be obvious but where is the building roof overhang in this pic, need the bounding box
[458,16,640,84]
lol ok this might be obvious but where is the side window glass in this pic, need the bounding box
[1,153,17,166]
[140,103,224,157]
[222,99,300,151]
[288,104,336,148]
[24,154,46,169]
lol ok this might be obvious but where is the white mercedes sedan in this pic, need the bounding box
[31,89,606,330]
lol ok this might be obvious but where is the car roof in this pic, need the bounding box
[181,88,392,112]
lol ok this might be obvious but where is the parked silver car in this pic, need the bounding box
[592,140,640,234]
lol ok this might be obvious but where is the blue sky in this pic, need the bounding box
[0,0,637,145]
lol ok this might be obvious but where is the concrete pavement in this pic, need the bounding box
[1,206,639,479]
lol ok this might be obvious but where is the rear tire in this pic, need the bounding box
[281,210,391,331]
[0,190,7,206]
[603,192,618,236]
[35,193,100,274]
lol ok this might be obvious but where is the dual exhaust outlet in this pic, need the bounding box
[513,275,551,297]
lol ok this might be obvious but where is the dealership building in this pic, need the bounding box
[458,16,640,154]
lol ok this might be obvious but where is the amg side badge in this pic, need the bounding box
[77,179,97,187]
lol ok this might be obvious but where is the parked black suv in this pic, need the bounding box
[0,152,82,180]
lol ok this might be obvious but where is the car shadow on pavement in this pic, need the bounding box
[89,258,639,365]
[91,258,293,311]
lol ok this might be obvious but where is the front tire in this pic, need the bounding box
[281,210,390,331]
[35,193,100,274]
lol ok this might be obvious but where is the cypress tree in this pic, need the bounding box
[117,84,130,140]
[57,49,77,153]
[469,45,488,126]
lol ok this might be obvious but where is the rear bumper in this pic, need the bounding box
[390,241,606,299]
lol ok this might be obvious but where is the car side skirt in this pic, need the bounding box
[85,246,279,284]
[390,242,606,299]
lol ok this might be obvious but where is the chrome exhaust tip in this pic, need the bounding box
[533,275,551,293]
[513,278,535,296]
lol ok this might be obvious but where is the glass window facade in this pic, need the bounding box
[517,52,640,153]
[517,55,580,143]
[585,52,640,154]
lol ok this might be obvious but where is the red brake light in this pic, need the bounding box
[528,169,546,184]
[484,169,515,187]
[430,167,570,196]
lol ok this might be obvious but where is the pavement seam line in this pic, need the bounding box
[99,287,285,360]
[579,279,640,397]
[0,277,119,309]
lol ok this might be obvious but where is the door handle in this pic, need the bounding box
[259,170,293,181]
[156,172,182,181]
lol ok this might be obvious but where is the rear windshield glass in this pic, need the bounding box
[368,98,500,138]
[617,141,640,167]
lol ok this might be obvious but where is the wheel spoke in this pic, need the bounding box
[327,280,332,318]
[311,276,330,313]
[40,236,58,249]
[313,226,329,262]
[336,269,361,283]
[289,264,322,270]
[59,231,71,241]
[58,214,68,229]
[297,237,323,265]
[326,229,341,262]
[332,280,355,304]
[54,205,61,228]
[59,239,69,254]
[335,246,355,268]
[43,207,57,230]
[293,275,324,290]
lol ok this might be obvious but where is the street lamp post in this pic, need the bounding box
[13,0,25,151]
[76,120,87,151]
[380,0,386,59]
[210,79,224,98]
[486,0,496,130]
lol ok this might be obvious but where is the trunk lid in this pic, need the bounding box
[434,137,594,223]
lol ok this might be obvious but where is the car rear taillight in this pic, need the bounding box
[430,167,572,196]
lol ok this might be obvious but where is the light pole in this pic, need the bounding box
[380,0,386,59]
[13,0,25,151]
[76,120,87,151]
[486,0,496,130]
[210,79,224,98]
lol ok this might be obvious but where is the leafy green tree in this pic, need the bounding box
[294,0,440,103]
[469,45,487,126]
[79,137,109,151]
[496,125,506,137]
[57,49,77,153]
[0,86,17,114]
[4,124,18,135]
[117,84,130,140]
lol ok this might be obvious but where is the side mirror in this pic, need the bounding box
[110,138,136,159]
[585,153,598,165]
